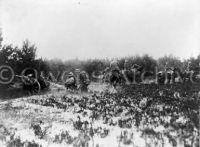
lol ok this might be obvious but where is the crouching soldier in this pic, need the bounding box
[65,72,77,91]
[102,67,110,83]
[109,59,122,87]
[110,59,120,74]
[78,71,90,92]
[38,73,50,90]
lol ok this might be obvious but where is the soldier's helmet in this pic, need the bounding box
[110,59,118,67]
[75,69,81,73]
[80,71,86,75]
[27,74,33,78]
[68,72,74,77]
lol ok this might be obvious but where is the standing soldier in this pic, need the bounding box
[78,70,90,92]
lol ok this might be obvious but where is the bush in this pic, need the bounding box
[157,55,183,71]
[0,40,49,88]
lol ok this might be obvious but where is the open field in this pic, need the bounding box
[0,82,200,147]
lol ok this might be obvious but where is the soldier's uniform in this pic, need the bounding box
[109,60,122,87]
[65,72,76,89]
[131,64,143,78]
[102,67,110,83]
[78,71,90,91]
[163,63,175,84]
[25,74,35,85]
[110,60,120,76]
[38,73,49,89]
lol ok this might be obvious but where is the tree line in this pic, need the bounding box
[0,40,200,85]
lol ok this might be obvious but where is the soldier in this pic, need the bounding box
[25,74,34,85]
[109,59,123,87]
[110,59,120,73]
[65,72,77,90]
[131,64,142,72]
[110,59,121,78]
[78,70,90,92]
[163,62,173,84]
[131,63,142,83]
[38,72,50,90]
[102,67,110,83]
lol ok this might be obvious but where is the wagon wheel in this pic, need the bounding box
[31,80,41,94]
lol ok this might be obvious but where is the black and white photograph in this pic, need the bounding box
[0,0,200,146]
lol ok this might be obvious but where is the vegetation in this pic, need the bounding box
[0,82,199,147]
[0,39,200,85]
[0,36,200,147]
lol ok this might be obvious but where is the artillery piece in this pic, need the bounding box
[15,75,41,94]
[15,74,50,94]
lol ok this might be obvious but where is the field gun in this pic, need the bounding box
[15,74,41,94]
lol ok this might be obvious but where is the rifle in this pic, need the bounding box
[15,75,27,78]
[15,75,35,84]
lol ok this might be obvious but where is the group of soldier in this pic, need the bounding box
[65,59,200,91]
[103,59,144,87]
[109,59,200,85]
[65,59,143,91]
[65,69,90,92]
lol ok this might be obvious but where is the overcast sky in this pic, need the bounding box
[1,0,200,60]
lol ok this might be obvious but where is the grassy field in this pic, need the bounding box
[0,82,199,147]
